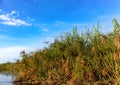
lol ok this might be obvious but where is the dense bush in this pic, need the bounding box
[1,19,120,84]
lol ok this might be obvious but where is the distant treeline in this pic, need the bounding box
[1,19,120,84]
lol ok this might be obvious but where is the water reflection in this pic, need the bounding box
[0,82,39,85]
[0,74,38,85]
[14,83,39,85]
[0,73,12,85]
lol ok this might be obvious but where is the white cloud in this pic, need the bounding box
[43,28,49,32]
[0,35,8,39]
[0,46,34,63]
[0,11,31,26]
[38,25,49,32]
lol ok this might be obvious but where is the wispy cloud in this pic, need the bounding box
[37,25,49,32]
[0,10,31,26]
[0,46,34,63]
[42,28,49,32]
[0,35,8,39]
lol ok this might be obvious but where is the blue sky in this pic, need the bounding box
[0,0,120,63]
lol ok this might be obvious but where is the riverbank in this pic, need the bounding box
[1,19,120,84]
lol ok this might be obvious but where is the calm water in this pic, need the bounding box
[0,73,38,85]
[0,73,13,85]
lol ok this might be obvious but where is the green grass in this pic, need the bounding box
[1,19,120,84]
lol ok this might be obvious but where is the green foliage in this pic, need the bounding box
[1,19,120,84]
[113,18,120,36]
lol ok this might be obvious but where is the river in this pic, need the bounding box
[0,73,38,85]
[0,73,13,85]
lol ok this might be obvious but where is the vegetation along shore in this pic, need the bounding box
[1,19,120,85]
